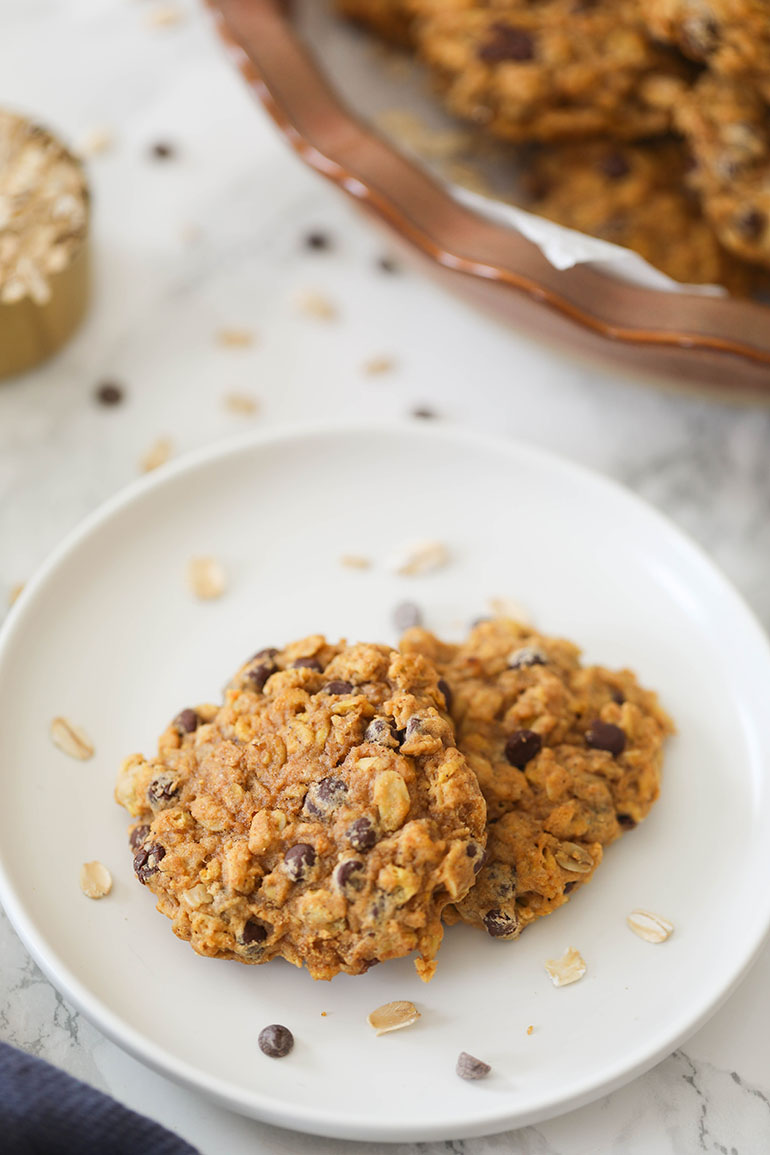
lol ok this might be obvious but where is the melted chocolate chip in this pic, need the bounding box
[291,657,323,671]
[303,777,347,817]
[478,22,535,62]
[617,813,637,830]
[437,679,453,712]
[404,716,425,740]
[392,600,422,632]
[347,817,377,851]
[174,708,199,734]
[483,909,519,938]
[147,773,180,808]
[133,842,165,883]
[564,881,576,894]
[129,824,150,851]
[585,720,626,755]
[598,151,631,180]
[466,842,485,873]
[323,680,353,695]
[507,646,547,670]
[334,858,364,892]
[242,919,269,945]
[248,662,275,692]
[284,843,316,881]
[258,1023,294,1058]
[364,717,399,746]
[611,689,626,705]
[734,207,767,240]
[504,729,542,769]
[251,647,279,661]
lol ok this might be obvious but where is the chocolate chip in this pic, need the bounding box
[284,843,316,881]
[150,141,175,160]
[478,22,535,62]
[437,679,453,712]
[617,813,637,829]
[303,777,347,817]
[585,720,626,755]
[377,255,399,273]
[291,657,323,671]
[597,151,631,180]
[129,824,150,851]
[133,842,165,883]
[734,207,766,240]
[334,858,364,892]
[456,1051,491,1081]
[304,230,331,251]
[241,919,269,945]
[174,708,199,734]
[323,680,353,695]
[564,881,576,894]
[404,716,425,740]
[483,908,519,938]
[393,600,422,632]
[507,646,547,669]
[611,689,626,705]
[347,817,377,851]
[411,406,438,419]
[258,1023,294,1058]
[364,717,399,746]
[466,842,485,873]
[504,729,542,768]
[147,773,180,808]
[95,380,124,407]
[251,647,279,661]
[247,662,275,691]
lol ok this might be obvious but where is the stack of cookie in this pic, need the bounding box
[115,619,672,981]
[338,0,770,294]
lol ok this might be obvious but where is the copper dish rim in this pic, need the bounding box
[207,0,770,394]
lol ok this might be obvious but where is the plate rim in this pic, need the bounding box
[2,419,770,1141]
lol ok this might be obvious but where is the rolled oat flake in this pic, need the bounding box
[456,1051,491,1081]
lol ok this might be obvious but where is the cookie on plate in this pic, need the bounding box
[400,619,673,939]
[642,0,770,79]
[674,73,770,269]
[115,636,486,981]
[412,0,692,142]
[525,137,762,292]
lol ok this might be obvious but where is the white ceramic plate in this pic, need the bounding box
[1,423,770,1142]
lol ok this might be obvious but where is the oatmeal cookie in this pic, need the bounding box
[115,637,486,981]
[412,0,691,143]
[336,0,415,43]
[400,619,673,939]
[526,138,761,293]
[674,73,770,269]
[642,0,770,79]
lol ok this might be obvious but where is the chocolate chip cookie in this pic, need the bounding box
[674,73,770,269]
[115,636,486,981]
[400,619,673,940]
[336,0,414,43]
[643,0,770,79]
[526,138,761,292]
[412,0,691,142]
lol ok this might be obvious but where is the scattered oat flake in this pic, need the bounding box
[627,909,674,943]
[320,1011,327,1017]
[50,716,94,761]
[147,4,184,28]
[80,861,112,899]
[544,947,586,988]
[8,582,24,607]
[292,289,337,320]
[456,1052,491,1081]
[140,437,172,473]
[362,355,395,376]
[223,392,259,416]
[77,127,114,157]
[217,328,255,348]
[489,595,532,625]
[368,1000,420,1036]
[187,556,227,601]
[339,554,371,571]
[526,1025,534,1036]
[388,539,450,577]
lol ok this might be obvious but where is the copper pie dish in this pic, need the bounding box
[208,0,770,397]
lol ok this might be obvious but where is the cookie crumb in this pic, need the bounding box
[544,946,586,988]
[77,127,114,158]
[149,141,176,161]
[304,230,332,251]
[80,861,112,899]
[186,556,227,601]
[377,256,399,274]
[411,406,437,420]
[140,437,172,473]
[146,4,184,28]
[489,595,532,624]
[526,1025,534,1036]
[258,1024,294,1058]
[94,380,124,407]
[223,392,259,416]
[320,1011,327,1017]
[8,582,24,607]
[388,539,450,577]
[339,554,371,570]
[216,327,255,348]
[456,1052,491,1081]
[50,717,94,761]
[363,355,395,376]
[368,1000,420,1036]
[292,289,337,320]
[626,909,673,943]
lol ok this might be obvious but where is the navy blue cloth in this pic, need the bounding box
[0,1041,199,1155]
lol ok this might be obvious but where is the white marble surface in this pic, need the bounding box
[2,2,770,1152]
